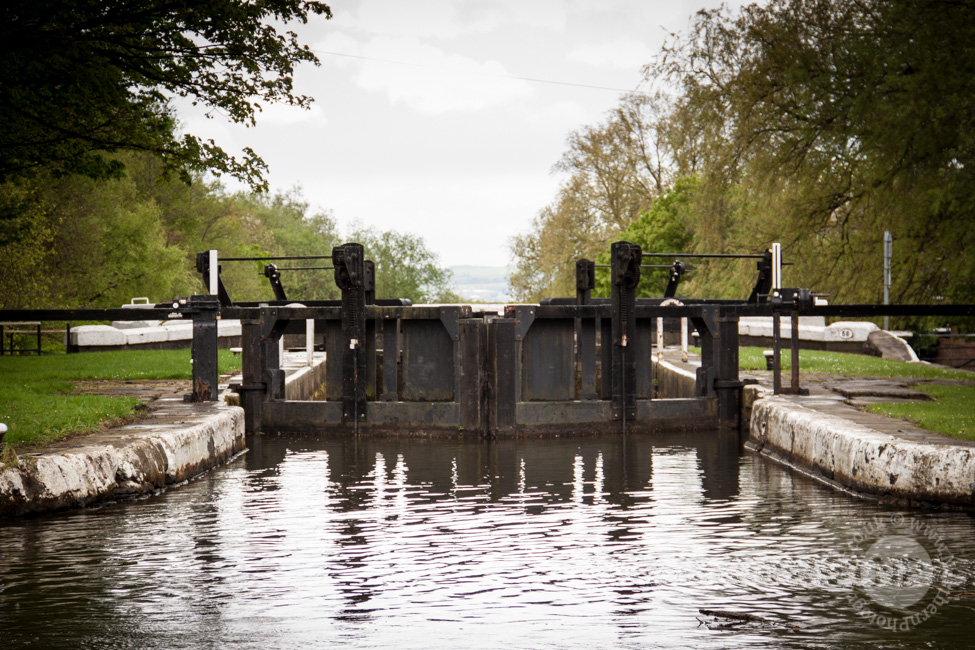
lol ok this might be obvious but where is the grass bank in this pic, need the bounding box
[0,349,242,449]
[736,347,973,380]
[733,347,975,441]
[869,384,974,441]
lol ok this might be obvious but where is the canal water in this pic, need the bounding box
[2,432,975,649]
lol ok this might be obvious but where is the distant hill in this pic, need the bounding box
[449,266,512,303]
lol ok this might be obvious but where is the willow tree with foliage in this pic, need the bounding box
[661,0,975,303]
[508,93,682,301]
[511,0,975,307]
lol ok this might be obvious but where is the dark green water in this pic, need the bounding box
[2,432,974,649]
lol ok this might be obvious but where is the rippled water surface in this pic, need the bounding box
[3,432,975,649]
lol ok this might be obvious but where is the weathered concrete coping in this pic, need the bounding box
[0,399,245,517]
[653,348,975,508]
[749,392,975,507]
[0,351,325,517]
[735,318,918,359]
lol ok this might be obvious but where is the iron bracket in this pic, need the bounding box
[439,307,461,341]
[697,306,721,339]
[512,306,536,341]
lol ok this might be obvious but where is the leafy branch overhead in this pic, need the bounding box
[0,0,331,188]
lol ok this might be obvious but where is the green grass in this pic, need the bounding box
[725,347,975,440]
[869,385,975,441]
[0,349,242,449]
[734,346,974,381]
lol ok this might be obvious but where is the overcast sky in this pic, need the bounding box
[179,1,747,269]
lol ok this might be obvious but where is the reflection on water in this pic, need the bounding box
[2,431,975,649]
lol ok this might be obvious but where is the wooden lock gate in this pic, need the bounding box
[226,242,744,437]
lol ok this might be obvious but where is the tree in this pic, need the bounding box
[0,0,331,189]
[509,97,683,302]
[0,162,192,308]
[660,0,975,303]
[593,178,696,298]
[238,191,342,301]
[0,149,457,308]
[508,176,608,301]
[512,0,975,306]
[552,93,677,233]
[348,226,459,304]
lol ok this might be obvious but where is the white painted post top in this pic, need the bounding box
[771,242,782,291]
[209,249,218,296]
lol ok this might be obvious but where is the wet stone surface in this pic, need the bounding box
[823,380,935,401]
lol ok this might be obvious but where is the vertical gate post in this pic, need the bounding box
[364,260,377,398]
[364,260,376,305]
[333,243,367,426]
[262,308,285,400]
[600,317,612,399]
[190,294,220,401]
[713,314,742,429]
[610,241,641,423]
[575,259,595,400]
[459,318,487,435]
[381,316,399,401]
[772,299,783,395]
[579,315,598,400]
[240,317,265,433]
[490,318,517,434]
[790,307,801,393]
[694,314,714,398]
